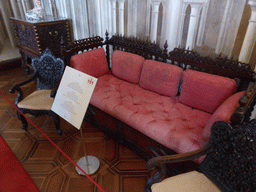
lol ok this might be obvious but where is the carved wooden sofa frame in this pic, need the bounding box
[60,32,256,169]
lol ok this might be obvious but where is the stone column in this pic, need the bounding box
[118,0,125,36]
[185,3,202,49]
[127,0,138,37]
[17,0,25,18]
[215,0,234,54]
[163,0,182,50]
[111,0,117,35]
[150,0,161,43]
[95,0,102,36]
[239,0,256,66]
[10,0,20,17]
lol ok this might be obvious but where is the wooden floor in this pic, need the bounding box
[0,67,155,192]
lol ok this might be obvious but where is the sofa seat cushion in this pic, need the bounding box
[70,48,109,78]
[139,60,183,97]
[91,74,212,154]
[179,69,237,114]
[111,50,145,84]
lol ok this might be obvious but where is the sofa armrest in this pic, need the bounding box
[202,91,246,140]
[231,81,256,124]
[145,143,210,192]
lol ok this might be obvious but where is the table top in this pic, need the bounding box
[10,15,68,24]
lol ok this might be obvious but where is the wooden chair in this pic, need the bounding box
[145,120,256,192]
[10,49,65,135]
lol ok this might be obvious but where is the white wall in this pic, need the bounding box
[1,0,253,63]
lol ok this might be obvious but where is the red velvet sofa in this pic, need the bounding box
[0,135,39,192]
[61,34,256,164]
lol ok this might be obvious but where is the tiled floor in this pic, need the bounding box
[0,67,155,192]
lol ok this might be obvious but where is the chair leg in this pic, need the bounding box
[50,112,62,136]
[17,111,28,131]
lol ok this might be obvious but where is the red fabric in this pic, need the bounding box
[90,74,211,155]
[139,60,183,97]
[0,135,40,192]
[202,91,245,140]
[70,47,109,78]
[179,69,237,114]
[111,50,144,84]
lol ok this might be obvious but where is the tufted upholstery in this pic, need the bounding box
[139,60,183,97]
[111,50,145,84]
[179,69,237,114]
[70,48,109,78]
[71,50,242,162]
[91,74,211,154]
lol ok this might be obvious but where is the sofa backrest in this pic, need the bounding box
[111,50,145,84]
[70,47,109,78]
[179,69,237,114]
[139,60,183,97]
[61,33,256,125]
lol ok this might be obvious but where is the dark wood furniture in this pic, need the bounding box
[10,16,72,73]
[9,49,65,135]
[60,32,256,178]
[146,120,256,192]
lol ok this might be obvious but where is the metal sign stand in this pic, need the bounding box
[75,128,100,175]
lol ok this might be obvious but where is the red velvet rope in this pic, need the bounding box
[0,91,106,192]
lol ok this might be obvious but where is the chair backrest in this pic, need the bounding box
[32,49,65,90]
[198,120,256,192]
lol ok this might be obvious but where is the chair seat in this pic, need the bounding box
[151,171,221,192]
[17,90,54,110]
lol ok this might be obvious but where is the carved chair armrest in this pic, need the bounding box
[9,72,38,105]
[145,143,211,192]
[147,143,211,171]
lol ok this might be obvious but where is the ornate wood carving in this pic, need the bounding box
[231,81,256,125]
[32,49,65,90]
[9,49,65,136]
[145,121,256,192]
[12,22,39,52]
[107,35,163,60]
[198,121,256,192]
[60,35,104,66]
[11,17,71,73]
[167,47,255,81]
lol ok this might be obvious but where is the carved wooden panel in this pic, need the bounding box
[12,22,39,53]
[10,17,72,73]
[35,21,70,55]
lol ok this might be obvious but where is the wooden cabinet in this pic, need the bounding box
[10,16,72,73]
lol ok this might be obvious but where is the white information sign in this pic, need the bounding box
[51,66,98,129]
